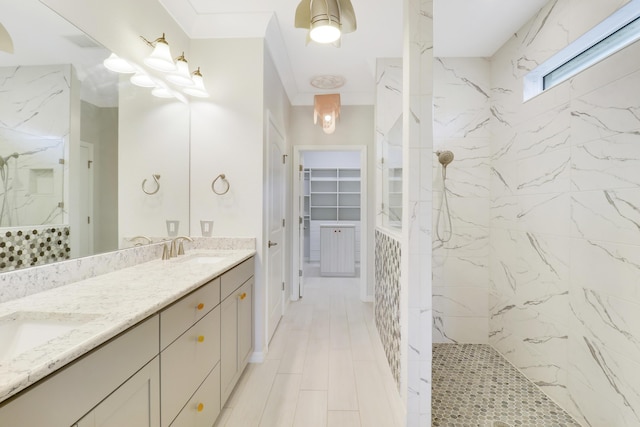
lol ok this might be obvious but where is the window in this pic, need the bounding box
[524,0,640,100]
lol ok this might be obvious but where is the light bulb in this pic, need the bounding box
[103,53,136,74]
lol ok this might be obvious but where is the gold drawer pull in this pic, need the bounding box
[197,403,204,412]
[197,335,205,343]
[197,303,205,311]
[239,292,247,300]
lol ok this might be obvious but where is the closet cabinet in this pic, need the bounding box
[320,224,356,276]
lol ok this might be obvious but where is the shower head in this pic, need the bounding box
[436,150,454,167]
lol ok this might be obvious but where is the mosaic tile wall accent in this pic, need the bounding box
[374,228,401,389]
[0,227,70,272]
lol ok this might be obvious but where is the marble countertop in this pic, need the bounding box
[0,249,255,404]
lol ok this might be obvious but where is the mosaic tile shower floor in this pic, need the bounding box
[432,344,581,427]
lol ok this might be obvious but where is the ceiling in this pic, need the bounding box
[159,0,549,106]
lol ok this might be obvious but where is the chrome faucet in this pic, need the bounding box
[170,236,194,258]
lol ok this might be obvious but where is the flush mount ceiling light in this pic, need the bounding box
[310,75,346,89]
[166,53,195,86]
[183,68,210,98]
[314,94,340,134]
[0,22,14,53]
[141,33,177,72]
[295,0,357,45]
[103,53,136,74]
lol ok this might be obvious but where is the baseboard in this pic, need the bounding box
[249,351,265,363]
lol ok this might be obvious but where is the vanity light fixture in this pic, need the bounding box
[295,0,357,45]
[141,33,177,72]
[314,94,340,134]
[130,71,157,88]
[166,53,195,87]
[183,68,210,98]
[0,22,14,54]
[103,53,136,73]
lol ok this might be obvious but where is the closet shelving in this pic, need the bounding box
[307,168,361,221]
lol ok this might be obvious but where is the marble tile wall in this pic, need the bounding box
[489,0,640,424]
[432,58,491,344]
[374,228,402,389]
[376,58,403,229]
[0,65,69,227]
[403,0,433,424]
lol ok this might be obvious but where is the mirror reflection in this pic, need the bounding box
[0,0,118,271]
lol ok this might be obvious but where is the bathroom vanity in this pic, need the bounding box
[0,249,255,427]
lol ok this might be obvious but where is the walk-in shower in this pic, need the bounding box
[0,152,19,226]
[435,150,454,243]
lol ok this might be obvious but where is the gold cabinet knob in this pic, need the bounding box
[197,403,204,412]
[239,292,247,300]
[197,335,205,343]
[197,303,205,311]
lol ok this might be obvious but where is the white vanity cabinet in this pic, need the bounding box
[320,224,356,276]
[220,258,255,404]
[160,278,222,427]
[0,316,160,427]
[0,255,256,427]
[74,357,160,427]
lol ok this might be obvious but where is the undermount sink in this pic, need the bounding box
[178,254,227,264]
[0,311,97,361]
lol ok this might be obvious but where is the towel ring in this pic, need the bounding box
[142,174,161,195]
[211,173,230,195]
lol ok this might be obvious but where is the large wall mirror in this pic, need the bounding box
[0,0,190,272]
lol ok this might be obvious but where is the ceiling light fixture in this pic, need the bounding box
[295,0,357,45]
[166,53,195,87]
[141,33,177,72]
[0,22,14,54]
[314,94,340,134]
[183,68,210,98]
[103,53,136,74]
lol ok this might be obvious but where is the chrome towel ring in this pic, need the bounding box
[211,173,230,195]
[142,174,161,195]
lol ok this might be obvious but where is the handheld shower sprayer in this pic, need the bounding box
[436,150,454,168]
[435,150,454,243]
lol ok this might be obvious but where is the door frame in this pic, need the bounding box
[265,111,287,343]
[291,145,369,302]
[79,141,95,257]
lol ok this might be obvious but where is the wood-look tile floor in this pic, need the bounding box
[214,268,405,427]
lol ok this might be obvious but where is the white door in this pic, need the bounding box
[267,118,285,343]
[79,142,94,257]
[297,154,305,298]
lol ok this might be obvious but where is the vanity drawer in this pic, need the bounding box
[160,277,220,349]
[161,305,221,427]
[221,257,254,300]
[169,363,221,427]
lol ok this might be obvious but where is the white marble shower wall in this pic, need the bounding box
[0,65,69,227]
[432,58,491,344]
[489,0,640,425]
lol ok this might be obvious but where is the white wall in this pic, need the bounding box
[118,85,190,240]
[303,151,360,168]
